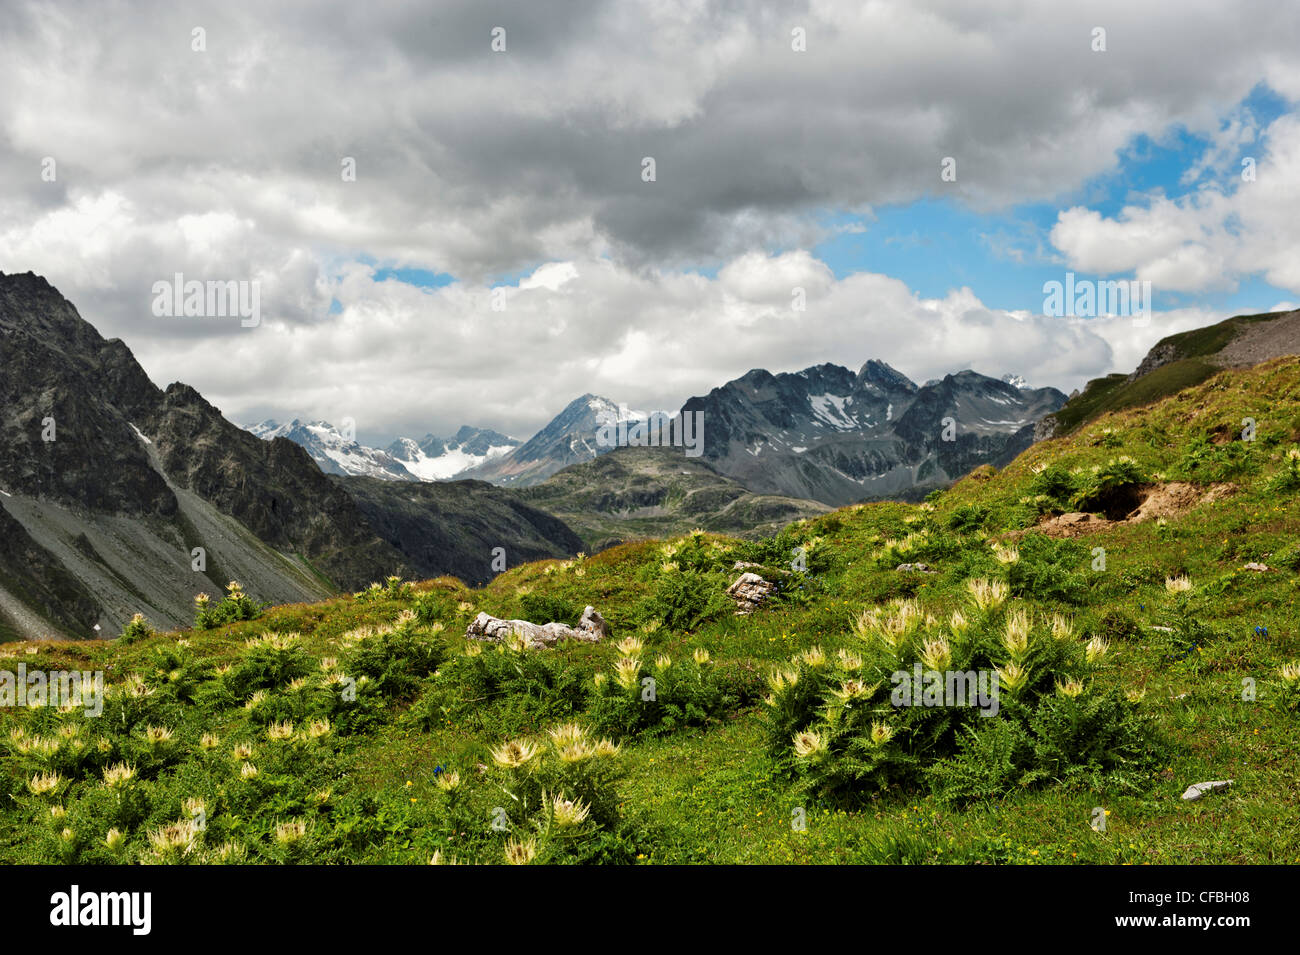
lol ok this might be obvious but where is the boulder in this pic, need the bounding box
[1181,779,1232,801]
[465,604,608,649]
[726,572,777,614]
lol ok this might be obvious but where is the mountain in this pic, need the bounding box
[680,360,1065,506]
[0,272,581,640]
[1036,307,1300,439]
[338,476,583,586]
[515,445,831,551]
[248,419,418,481]
[385,426,519,480]
[460,394,642,486]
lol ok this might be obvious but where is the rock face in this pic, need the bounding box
[726,572,777,614]
[1181,780,1232,801]
[465,605,609,648]
[681,361,1064,506]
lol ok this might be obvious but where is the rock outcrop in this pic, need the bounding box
[725,572,777,614]
[465,605,609,648]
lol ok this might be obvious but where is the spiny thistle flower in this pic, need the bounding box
[547,723,587,747]
[214,841,245,862]
[992,543,1020,564]
[949,610,970,637]
[1165,575,1192,594]
[1085,636,1110,663]
[767,667,799,694]
[653,654,673,669]
[967,578,1009,611]
[428,621,446,634]
[232,743,255,760]
[274,820,308,845]
[1278,661,1300,683]
[830,679,872,704]
[216,663,231,676]
[615,636,644,656]
[267,632,299,652]
[226,580,244,595]
[1049,613,1074,640]
[693,647,711,665]
[835,649,863,671]
[394,609,417,628]
[550,794,592,828]
[592,738,620,758]
[660,561,679,574]
[1125,687,1147,703]
[491,738,540,769]
[557,741,595,763]
[592,672,608,689]
[1003,610,1032,658]
[57,723,82,740]
[267,721,295,741]
[195,593,210,607]
[996,661,1030,693]
[118,673,154,699]
[143,725,173,747]
[147,819,199,858]
[306,719,331,739]
[184,797,206,819]
[105,828,126,852]
[508,631,533,653]
[239,762,259,779]
[50,805,67,820]
[463,642,484,657]
[243,690,268,711]
[429,850,461,865]
[314,787,333,803]
[198,732,220,752]
[503,837,537,865]
[797,646,822,667]
[286,677,310,693]
[792,730,827,758]
[919,638,952,672]
[102,763,136,788]
[614,657,641,691]
[642,619,662,634]
[870,722,895,745]
[1055,678,1085,698]
[435,770,461,792]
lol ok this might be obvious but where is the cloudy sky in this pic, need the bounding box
[2,0,1299,445]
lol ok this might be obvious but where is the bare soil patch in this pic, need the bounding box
[1024,482,1236,538]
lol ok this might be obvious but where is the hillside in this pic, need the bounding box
[514,445,830,550]
[1037,307,1300,438]
[3,354,1297,864]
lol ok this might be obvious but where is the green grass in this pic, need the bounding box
[3,357,1300,864]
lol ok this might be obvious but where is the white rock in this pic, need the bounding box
[1181,780,1232,801]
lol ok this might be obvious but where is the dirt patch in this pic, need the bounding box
[1025,482,1236,538]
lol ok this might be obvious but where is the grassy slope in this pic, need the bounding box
[1047,310,1286,436]
[4,357,1300,864]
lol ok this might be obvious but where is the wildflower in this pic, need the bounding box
[1049,614,1074,640]
[1165,575,1192,594]
[592,738,620,758]
[490,738,540,769]
[275,820,308,845]
[550,794,591,828]
[992,543,1020,564]
[199,732,220,751]
[870,722,895,745]
[435,770,461,792]
[557,742,595,763]
[654,654,673,669]
[967,578,1008,611]
[147,819,199,857]
[143,725,173,747]
[547,724,587,747]
[919,638,951,672]
[948,610,970,637]
[1003,610,1032,658]
[996,662,1030,693]
[1125,687,1147,703]
[239,762,259,779]
[614,657,641,691]
[105,828,126,852]
[266,721,295,741]
[307,719,331,739]
[1086,636,1110,663]
[836,648,863,670]
[243,690,268,711]
[693,648,712,665]
[184,797,206,819]
[796,646,820,667]
[1279,661,1300,683]
[792,730,827,758]
[615,637,644,656]
[232,743,255,760]
[463,642,484,657]
[504,837,537,865]
[830,679,871,703]
[102,763,136,788]
[1055,678,1085,698]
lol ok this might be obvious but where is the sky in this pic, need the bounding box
[2,0,1299,446]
